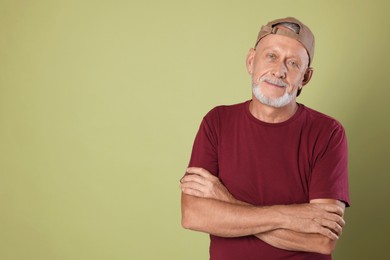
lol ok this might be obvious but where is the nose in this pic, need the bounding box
[272,61,287,79]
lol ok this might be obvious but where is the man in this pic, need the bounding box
[180,17,350,260]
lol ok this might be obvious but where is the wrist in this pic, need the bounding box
[270,205,289,230]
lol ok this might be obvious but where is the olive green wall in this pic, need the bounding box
[0,0,389,259]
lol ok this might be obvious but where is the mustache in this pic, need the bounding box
[259,76,288,88]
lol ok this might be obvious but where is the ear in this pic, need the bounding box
[301,67,314,87]
[246,48,256,75]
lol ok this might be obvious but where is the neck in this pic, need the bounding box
[249,99,298,123]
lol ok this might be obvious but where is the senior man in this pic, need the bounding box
[180,17,350,260]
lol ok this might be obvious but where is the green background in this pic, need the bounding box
[0,0,389,259]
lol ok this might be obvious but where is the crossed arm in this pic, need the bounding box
[180,167,346,255]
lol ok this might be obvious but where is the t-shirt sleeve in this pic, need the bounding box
[186,109,219,177]
[309,123,350,206]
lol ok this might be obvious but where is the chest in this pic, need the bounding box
[217,122,313,205]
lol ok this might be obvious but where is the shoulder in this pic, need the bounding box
[196,101,248,141]
[204,100,249,121]
[300,105,345,132]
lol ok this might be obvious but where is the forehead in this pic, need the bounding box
[256,34,309,62]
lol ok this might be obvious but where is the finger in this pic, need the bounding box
[186,167,204,174]
[311,204,345,226]
[333,215,345,228]
[314,218,343,236]
[187,167,215,180]
[312,203,341,214]
[181,181,213,198]
[181,187,207,198]
[323,213,345,228]
[320,204,344,217]
[181,174,207,185]
[318,226,339,240]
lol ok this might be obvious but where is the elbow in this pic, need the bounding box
[181,216,193,230]
[318,238,337,255]
[181,207,192,230]
[181,205,201,231]
[181,193,214,233]
[181,194,199,231]
[181,200,203,231]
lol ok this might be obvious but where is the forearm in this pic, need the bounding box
[255,229,336,255]
[255,199,345,254]
[180,168,345,241]
[181,193,283,237]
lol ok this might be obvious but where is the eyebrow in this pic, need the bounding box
[260,47,303,61]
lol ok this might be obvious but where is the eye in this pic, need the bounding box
[266,53,277,60]
[288,60,300,69]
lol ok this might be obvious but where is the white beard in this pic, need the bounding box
[252,84,297,108]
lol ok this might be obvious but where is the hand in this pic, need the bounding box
[279,203,345,240]
[180,168,345,240]
[180,167,237,204]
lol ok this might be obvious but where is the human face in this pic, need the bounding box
[246,33,311,108]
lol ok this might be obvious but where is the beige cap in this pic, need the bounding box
[255,17,315,65]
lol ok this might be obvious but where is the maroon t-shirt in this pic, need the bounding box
[188,100,350,260]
